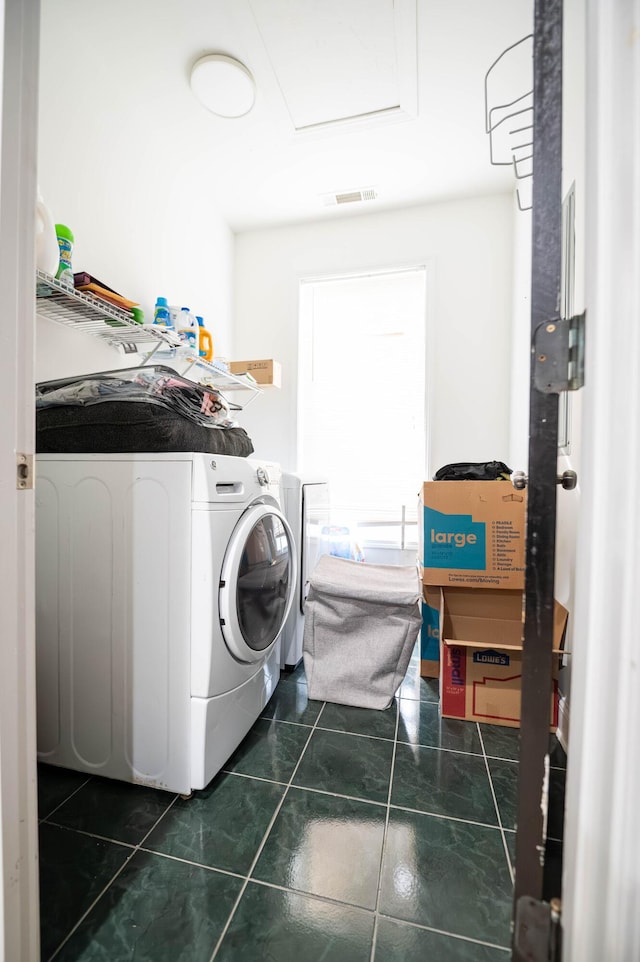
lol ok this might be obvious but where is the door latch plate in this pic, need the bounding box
[16,453,34,490]
[533,312,585,393]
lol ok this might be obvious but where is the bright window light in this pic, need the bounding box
[298,268,427,550]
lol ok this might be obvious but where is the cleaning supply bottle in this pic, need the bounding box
[54,224,74,286]
[153,297,171,326]
[196,316,214,361]
[35,191,59,275]
[175,307,199,353]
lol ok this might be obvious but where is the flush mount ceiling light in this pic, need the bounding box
[190,54,256,119]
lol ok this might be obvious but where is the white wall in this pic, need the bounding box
[508,201,532,473]
[234,193,515,473]
[35,4,235,382]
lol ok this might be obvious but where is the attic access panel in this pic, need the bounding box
[249,0,417,131]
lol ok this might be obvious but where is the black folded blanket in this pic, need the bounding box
[36,401,255,457]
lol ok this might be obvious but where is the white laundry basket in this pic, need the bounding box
[302,555,423,710]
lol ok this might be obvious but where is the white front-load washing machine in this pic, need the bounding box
[35,452,297,794]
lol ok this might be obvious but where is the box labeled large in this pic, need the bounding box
[229,359,282,387]
[420,585,440,679]
[419,481,526,589]
[439,587,568,729]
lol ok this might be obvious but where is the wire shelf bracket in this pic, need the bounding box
[485,35,534,212]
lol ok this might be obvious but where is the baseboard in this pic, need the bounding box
[557,694,570,754]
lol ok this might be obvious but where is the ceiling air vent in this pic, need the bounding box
[322,187,378,207]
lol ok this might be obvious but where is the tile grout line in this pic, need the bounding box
[247,875,375,916]
[41,821,138,849]
[47,793,180,961]
[263,713,495,758]
[394,740,485,759]
[263,717,398,744]
[314,724,397,745]
[387,801,507,832]
[221,767,513,830]
[369,702,401,962]
[38,773,93,824]
[229,777,389,809]
[207,700,328,962]
[49,776,509,857]
[135,847,247,880]
[477,724,515,886]
[258,715,315,729]
[47,862,132,962]
[375,912,512,954]
[219,769,290,785]
[239,875,510,952]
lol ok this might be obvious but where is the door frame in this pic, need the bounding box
[512,0,564,926]
[0,0,41,958]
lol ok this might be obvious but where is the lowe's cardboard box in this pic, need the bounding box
[419,481,526,589]
[420,585,440,678]
[439,587,568,729]
[229,359,282,387]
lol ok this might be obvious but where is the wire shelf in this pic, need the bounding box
[35,270,164,349]
[35,270,262,404]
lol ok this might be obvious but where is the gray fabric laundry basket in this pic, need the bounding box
[302,554,423,710]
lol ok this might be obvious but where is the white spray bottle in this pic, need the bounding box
[35,189,60,275]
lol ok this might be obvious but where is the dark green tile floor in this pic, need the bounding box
[38,644,567,961]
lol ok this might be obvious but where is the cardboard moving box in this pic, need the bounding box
[420,585,440,679]
[419,481,526,589]
[229,359,282,387]
[439,587,568,729]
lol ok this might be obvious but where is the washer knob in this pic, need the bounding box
[256,466,270,487]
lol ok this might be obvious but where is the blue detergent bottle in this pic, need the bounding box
[153,296,171,326]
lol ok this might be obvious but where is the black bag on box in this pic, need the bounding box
[432,460,512,481]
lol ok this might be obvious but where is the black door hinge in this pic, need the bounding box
[533,311,586,393]
[514,896,562,962]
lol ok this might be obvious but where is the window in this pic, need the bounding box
[298,268,427,550]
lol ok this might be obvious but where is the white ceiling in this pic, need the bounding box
[38,0,533,233]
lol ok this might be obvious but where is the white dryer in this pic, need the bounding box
[280,473,330,670]
[35,452,297,794]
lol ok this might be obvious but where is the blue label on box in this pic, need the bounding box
[472,649,510,667]
[420,600,440,662]
[423,507,486,571]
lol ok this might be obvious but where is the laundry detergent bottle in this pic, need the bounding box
[153,296,171,326]
[175,307,199,353]
[54,223,74,286]
[196,316,214,361]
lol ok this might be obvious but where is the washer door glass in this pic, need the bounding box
[220,504,297,663]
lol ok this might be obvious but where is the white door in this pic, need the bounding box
[561,1,640,958]
[0,0,41,958]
